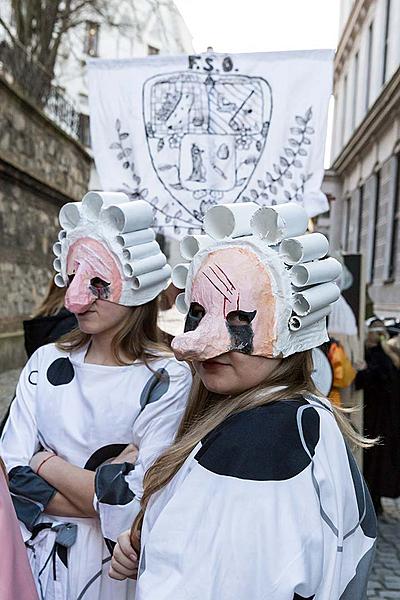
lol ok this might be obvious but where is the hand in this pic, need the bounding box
[354,360,366,371]
[109,530,138,580]
[110,444,139,466]
[30,450,55,474]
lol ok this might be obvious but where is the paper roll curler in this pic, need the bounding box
[81,191,129,219]
[53,257,61,272]
[175,292,188,314]
[59,202,81,231]
[54,273,66,287]
[53,242,62,257]
[289,306,332,331]
[132,264,171,290]
[292,282,340,316]
[123,252,167,278]
[180,234,213,260]
[122,241,160,262]
[203,202,259,240]
[172,263,190,289]
[58,230,67,241]
[116,229,155,247]
[290,257,342,288]
[280,233,329,265]
[102,200,153,233]
[251,204,308,245]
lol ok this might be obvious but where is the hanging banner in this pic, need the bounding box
[88,50,333,238]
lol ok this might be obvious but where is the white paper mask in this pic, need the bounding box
[171,202,341,360]
[53,191,171,311]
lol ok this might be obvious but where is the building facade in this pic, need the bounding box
[327,0,400,318]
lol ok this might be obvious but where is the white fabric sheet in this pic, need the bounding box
[88,50,333,238]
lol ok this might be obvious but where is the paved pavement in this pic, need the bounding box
[0,368,399,594]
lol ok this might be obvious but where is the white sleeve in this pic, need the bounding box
[0,348,56,532]
[94,360,192,542]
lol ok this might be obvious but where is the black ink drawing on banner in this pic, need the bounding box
[143,71,272,227]
[109,64,315,236]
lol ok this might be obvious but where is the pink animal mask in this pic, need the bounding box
[172,247,277,361]
[171,203,342,361]
[65,238,123,314]
[53,192,171,309]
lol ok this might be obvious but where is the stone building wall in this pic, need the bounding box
[0,77,91,370]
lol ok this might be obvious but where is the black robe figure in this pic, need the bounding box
[356,333,400,514]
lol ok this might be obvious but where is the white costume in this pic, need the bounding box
[1,343,191,599]
[136,395,376,600]
[0,190,192,599]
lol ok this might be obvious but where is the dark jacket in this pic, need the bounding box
[23,309,77,358]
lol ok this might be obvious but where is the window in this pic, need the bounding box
[365,22,373,110]
[84,22,100,57]
[352,52,359,130]
[357,184,364,252]
[387,156,399,279]
[341,74,348,146]
[371,172,380,282]
[382,0,391,85]
[147,45,160,55]
[342,196,351,251]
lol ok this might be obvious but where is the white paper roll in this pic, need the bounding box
[172,263,190,289]
[292,282,340,316]
[290,257,342,287]
[203,202,259,240]
[180,234,213,260]
[175,292,188,314]
[280,233,329,265]
[122,241,160,262]
[132,264,171,290]
[58,230,67,241]
[102,200,153,233]
[251,203,308,244]
[123,252,167,278]
[116,229,155,247]
[289,306,332,331]
[81,191,129,219]
[59,202,81,231]
[53,257,61,272]
[53,242,62,257]
[54,273,66,288]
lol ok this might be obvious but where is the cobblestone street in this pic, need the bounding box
[0,368,399,595]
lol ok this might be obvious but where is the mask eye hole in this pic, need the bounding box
[188,302,205,321]
[226,310,257,327]
[89,277,111,300]
[67,273,75,286]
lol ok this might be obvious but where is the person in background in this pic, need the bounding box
[0,457,39,600]
[23,279,77,358]
[355,319,400,515]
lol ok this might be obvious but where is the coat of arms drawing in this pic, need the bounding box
[143,71,272,215]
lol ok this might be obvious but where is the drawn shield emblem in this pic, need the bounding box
[143,71,272,215]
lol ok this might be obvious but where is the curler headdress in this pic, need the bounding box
[171,202,341,360]
[53,191,171,313]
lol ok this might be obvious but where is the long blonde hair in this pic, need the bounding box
[131,350,372,543]
[57,297,171,366]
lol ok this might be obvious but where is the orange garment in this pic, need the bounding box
[328,341,356,406]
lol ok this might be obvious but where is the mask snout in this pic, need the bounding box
[64,270,96,314]
[172,315,230,362]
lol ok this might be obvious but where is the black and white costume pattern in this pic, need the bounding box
[0,343,192,600]
[136,395,376,600]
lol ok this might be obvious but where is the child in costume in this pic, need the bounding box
[0,192,192,600]
[111,202,377,599]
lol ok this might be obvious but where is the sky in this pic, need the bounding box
[174,0,341,165]
[174,0,341,54]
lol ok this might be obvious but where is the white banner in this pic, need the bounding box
[88,50,333,238]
